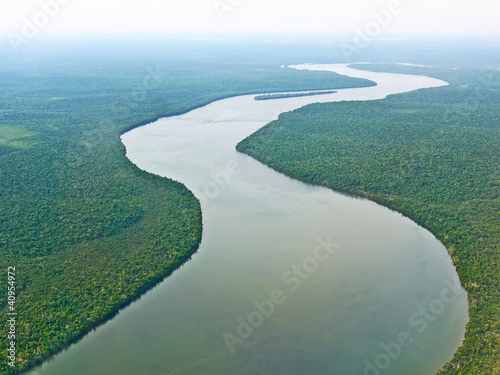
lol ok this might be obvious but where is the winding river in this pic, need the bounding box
[29,64,468,375]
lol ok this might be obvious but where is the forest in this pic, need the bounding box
[254,90,339,100]
[237,63,500,374]
[0,40,373,374]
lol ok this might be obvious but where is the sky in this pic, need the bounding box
[1,0,499,37]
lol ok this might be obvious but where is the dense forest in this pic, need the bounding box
[0,40,374,374]
[254,90,338,100]
[237,64,500,374]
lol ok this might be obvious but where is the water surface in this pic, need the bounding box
[30,64,468,375]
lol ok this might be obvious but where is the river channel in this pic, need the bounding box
[29,64,468,375]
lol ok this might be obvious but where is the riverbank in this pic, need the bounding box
[238,63,499,373]
[28,64,467,375]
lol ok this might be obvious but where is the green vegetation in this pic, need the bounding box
[0,126,35,149]
[0,41,373,374]
[254,90,338,100]
[237,64,500,374]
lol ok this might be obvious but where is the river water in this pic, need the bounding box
[29,64,468,375]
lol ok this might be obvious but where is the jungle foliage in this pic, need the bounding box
[237,64,500,374]
[0,40,373,374]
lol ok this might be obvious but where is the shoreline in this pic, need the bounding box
[25,69,377,374]
[122,64,467,375]
[30,63,467,374]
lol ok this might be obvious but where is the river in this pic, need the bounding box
[29,64,468,375]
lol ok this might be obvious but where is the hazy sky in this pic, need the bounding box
[1,0,499,37]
